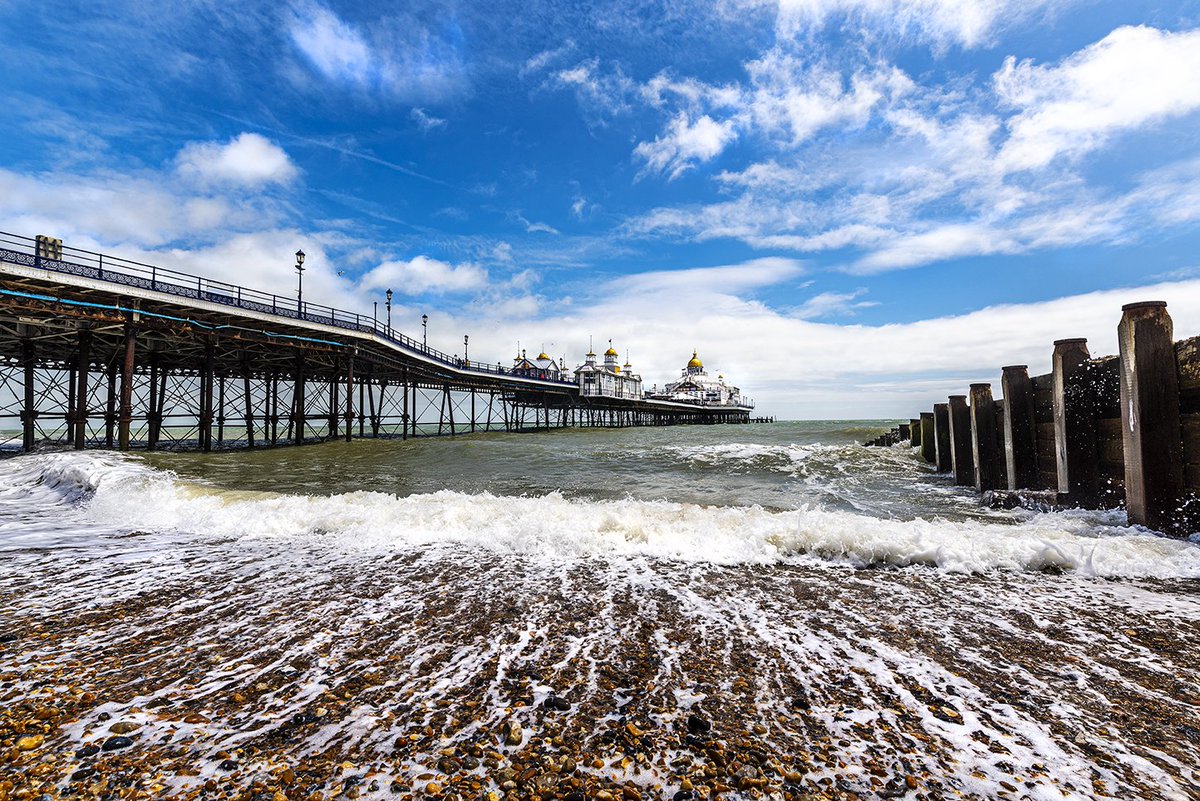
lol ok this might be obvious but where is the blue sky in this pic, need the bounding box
[3,0,1200,418]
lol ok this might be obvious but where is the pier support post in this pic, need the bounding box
[1118,301,1184,532]
[74,329,91,450]
[269,371,279,446]
[105,360,118,448]
[242,357,255,449]
[200,342,215,452]
[933,403,952,472]
[21,341,36,452]
[1052,338,1098,506]
[969,383,998,492]
[217,375,226,445]
[344,351,355,443]
[293,354,306,445]
[947,395,974,486]
[1001,365,1037,490]
[147,353,161,450]
[118,316,136,451]
[919,412,935,462]
[401,369,408,439]
[329,355,340,440]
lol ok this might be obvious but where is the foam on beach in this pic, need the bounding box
[3,450,1200,800]
[3,451,1198,578]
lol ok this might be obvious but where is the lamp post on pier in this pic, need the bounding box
[464,334,469,364]
[373,301,377,328]
[294,249,305,314]
[422,314,428,347]
[385,289,393,334]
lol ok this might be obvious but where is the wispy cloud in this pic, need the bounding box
[287,1,469,104]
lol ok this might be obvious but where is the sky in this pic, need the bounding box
[2,0,1200,419]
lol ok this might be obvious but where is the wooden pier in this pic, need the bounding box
[867,301,1200,536]
[0,233,757,452]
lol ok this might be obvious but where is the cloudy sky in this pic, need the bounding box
[2,0,1200,418]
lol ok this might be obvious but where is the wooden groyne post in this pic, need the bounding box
[1119,302,1184,532]
[947,395,974,486]
[919,412,935,463]
[933,403,951,473]
[883,301,1200,537]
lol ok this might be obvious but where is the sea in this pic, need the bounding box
[2,421,1199,800]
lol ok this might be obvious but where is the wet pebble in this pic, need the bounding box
[101,735,134,751]
[75,743,100,759]
[686,714,711,734]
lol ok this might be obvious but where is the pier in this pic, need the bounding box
[0,233,755,452]
[869,301,1200,536]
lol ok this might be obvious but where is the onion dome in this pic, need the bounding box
[687,351,703,369]
[604,346,619,357]
[537,352,551,361]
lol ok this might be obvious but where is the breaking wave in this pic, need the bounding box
[3,451,1199,578]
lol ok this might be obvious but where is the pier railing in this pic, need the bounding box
[0,231,576,387]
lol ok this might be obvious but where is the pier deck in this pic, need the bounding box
[0,232,753,451]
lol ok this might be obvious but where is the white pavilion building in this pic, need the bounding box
[650,351,749,407]
[574,341,643,399]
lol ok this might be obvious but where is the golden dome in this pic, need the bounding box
[687,351,703,369]
[604,347,619,357]
[537,352,551,361]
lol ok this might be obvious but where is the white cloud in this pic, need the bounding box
[792,288,877,319]
[288,2,468,103]
[611,257,806,296]
[289,2,375,86]
[744,55,912,143]
[635,113,739,179]
[996,25,1200,172]
[769,0,1066,50]
[175,133,298,187]
[410,108,447,131]
[517,214,561,235]
[361,256,488,295]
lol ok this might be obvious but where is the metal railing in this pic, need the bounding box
[0,231,576,387]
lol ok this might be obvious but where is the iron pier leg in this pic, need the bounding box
[74,329,91,450]
[105,359,118,448]
[401,370,408,439]
[270,371,279,446]
[21,341,36,452]
[344,351,354,443]
[329,354,340,440]
[358,370,365,438]
[147,353,161,450]
[242,357,255,449]
[200,342,215,452]
[438,386,447,436]
[293,355,306,445]
[217,374,226,446]
[118,317,136,451]
[369,377,380,437]
[471,389,476,433]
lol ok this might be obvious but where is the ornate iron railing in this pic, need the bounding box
[0,231,576,386]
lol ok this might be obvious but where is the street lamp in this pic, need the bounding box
[422,314,428,347]
[463,334,469,364]
[373,301,378,328]
[385,288,393,334]
[294,249,305,314]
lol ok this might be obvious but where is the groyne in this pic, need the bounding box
[868,301,1200,536]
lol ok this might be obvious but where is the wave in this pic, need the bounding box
[2,451,1198,578]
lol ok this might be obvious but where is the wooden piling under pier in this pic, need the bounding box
[872,300,1200,537]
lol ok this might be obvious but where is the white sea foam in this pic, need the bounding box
[3,451,1199,578]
